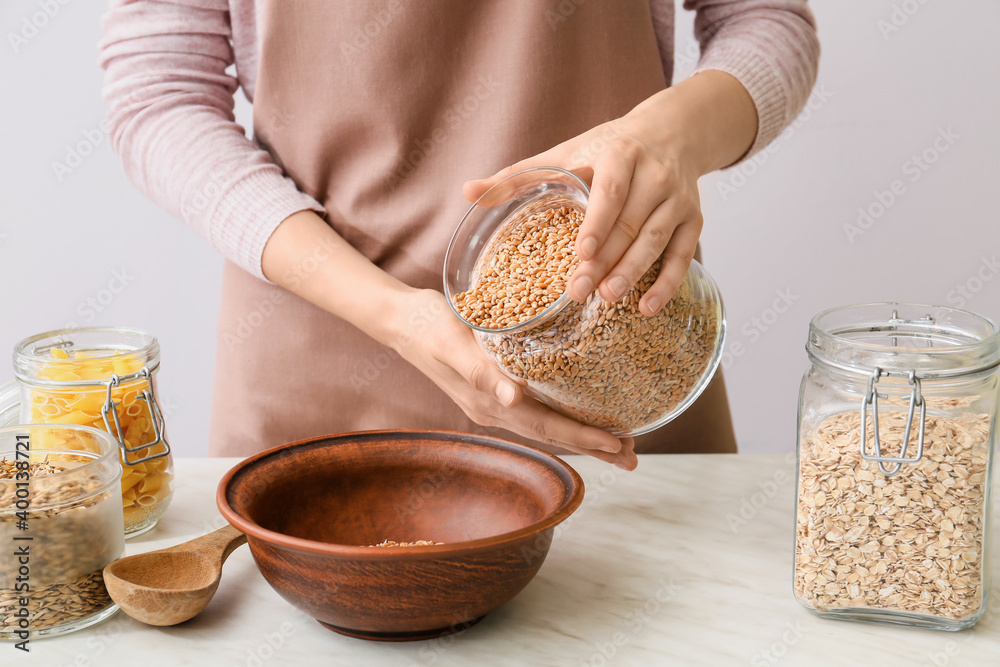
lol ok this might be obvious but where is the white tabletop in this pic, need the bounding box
[12,455,1000,666]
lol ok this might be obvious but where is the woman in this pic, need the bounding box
[99,1,819,469]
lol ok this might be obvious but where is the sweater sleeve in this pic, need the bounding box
[673,0,820,159]
[98,0,324,281]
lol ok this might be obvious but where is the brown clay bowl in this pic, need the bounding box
[217,430,584,641]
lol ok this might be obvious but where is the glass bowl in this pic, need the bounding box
[443,166,726,436]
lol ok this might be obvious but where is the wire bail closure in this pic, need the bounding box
[100,367,171,466]
[859,366,925,477]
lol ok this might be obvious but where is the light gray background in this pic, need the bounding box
[1,1,997,457]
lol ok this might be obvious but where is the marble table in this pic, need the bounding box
[14,455,1000,666]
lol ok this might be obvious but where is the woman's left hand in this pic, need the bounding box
[463,70,758,317]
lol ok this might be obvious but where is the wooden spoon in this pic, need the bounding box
[103,524,248,626]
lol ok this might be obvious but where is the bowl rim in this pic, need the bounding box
[216,429,585,559]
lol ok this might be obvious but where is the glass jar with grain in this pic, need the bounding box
[0,424,124,640]
[2,327,173,537]
[443,167,725,436]
[794,303,999,630]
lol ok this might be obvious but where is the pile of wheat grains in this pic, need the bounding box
[369,540,443,548]
[452,203,718,432]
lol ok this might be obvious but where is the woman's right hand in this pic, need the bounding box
[390,289,637,470]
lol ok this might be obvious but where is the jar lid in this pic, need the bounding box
[807,303,1000,378]
[13,327,160,387]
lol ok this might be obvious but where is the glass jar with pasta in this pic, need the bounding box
[4,327,173,537]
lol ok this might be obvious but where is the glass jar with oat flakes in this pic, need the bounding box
[795,303,999,630]
[1,328,173,538]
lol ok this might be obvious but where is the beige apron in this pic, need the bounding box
[208,0,736,456]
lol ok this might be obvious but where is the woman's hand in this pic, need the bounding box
[464,70,758,317]
[262,212,635,469]
[390,289,638,470]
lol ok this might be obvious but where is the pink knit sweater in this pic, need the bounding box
[98,1,819,281]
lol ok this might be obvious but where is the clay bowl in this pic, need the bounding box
[217,430,584,641]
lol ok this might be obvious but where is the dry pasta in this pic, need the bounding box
[26,348,172,534]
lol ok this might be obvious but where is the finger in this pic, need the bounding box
[591,197,684,304]
[574,149,636,263]
[638,217,702,316]
[617,437,638,470]
[565,435,636,470]
[462,146,567,203]
[501,396,624,455]
[440,339,523,408]
[555,438,638,470]
[568,171,675,303]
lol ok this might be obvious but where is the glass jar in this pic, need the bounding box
[794,303,999,630]
[444,167,725,436]
[1,328,174,537]
[0,424,124,640]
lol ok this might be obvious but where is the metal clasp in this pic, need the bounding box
[31,340,74,354]
[101,367,171,466]
[859,367,925,477]
[887,310,936,348]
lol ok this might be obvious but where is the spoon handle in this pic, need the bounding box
[197,524,248,562]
